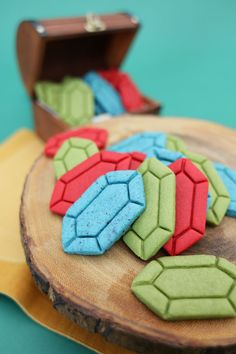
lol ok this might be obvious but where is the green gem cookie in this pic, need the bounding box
[166,134,186,152]
[53,137,98,179]
[183,150,230,225]
[58,78,94,127]
[35,81,61,113]
[132,255,236,321]
[123,158,175,260]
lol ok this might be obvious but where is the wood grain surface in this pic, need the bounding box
[20,116,236,354]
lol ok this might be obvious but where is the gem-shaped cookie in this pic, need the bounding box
[44,127,108,158]
[58,79,94,126]
[35,81,61,113]
[99,69,143,111]
[214,163,236,217]
[62,170,145,255]
[183,150,230,225]
[164,158,208,255]
[84,72,125,116]
[109,132,166,156]
[132,255,236,320]
[50,151,146,216]
[53,138,98,179]
[123,158,175,260]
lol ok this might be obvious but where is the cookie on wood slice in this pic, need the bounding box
[20,117,236,354]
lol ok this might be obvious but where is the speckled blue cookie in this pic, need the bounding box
[84,71,125,116]
[214,163,236,217]
[62,170,146,255]
[109,132,166,155]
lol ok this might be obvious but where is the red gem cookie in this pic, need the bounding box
[50,151,146,216]
[164,158,208,256]
[44,127,108,158]
[99,69,143,112]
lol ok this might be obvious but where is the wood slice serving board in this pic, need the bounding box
[20,116,236,354]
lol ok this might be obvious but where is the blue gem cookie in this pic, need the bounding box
[62,170,146,255]
[84,71,125,116]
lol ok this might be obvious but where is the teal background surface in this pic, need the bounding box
[1,0,236,353]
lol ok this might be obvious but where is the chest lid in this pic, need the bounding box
[16,12,140,97]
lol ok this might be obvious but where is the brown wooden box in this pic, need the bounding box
[16,13,161,141]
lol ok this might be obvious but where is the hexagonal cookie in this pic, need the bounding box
[35,81,61,113]
[132,255,236,320]
[53,138,98,179]
[50,151,146,216]
[58,79,94,126]
[62,170,145,255]
[44,127,108,158]
[164,158,208,255]
[183,150,230,225]
[123,158,176,260]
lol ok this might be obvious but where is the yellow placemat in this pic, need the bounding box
[0,129,132,354]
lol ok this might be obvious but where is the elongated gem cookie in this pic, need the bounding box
[62,170,145,255]
[123,158,175,260]
[50,151,146,216]
[132,255,236,320]
[109,132,166,155]
[53,138,98,179]
[44,127,108,158]
[183,150,230,225]
[99,69,144,111]
[84,72,125,116]
[164,158,208,255]
[214,163,236,217]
